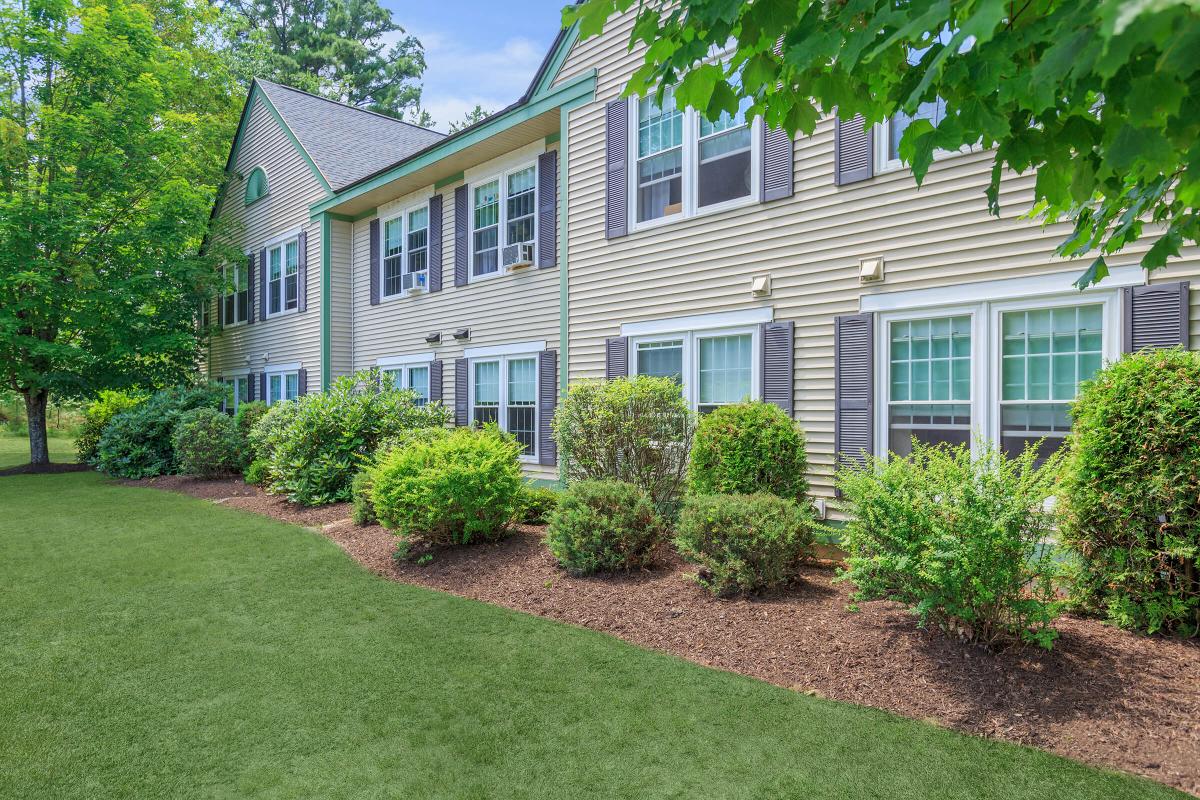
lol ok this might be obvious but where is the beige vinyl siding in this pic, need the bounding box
[329,218,354,380]
[558,11,1200,499]
[349,140,561,480]
[207,96,326,389]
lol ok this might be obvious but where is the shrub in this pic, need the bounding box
[518,484,560,525]
[351,469,376,526]
[1060,348,1200,635]
[76,390,145,463]
[553,376,695,514]
[243,458,269,486]
[688,402,809,500]
[173,408,243,478]
[94,384,226,479]
[546,480,662,574]
[675,493,813,596]
[233,401,267,463]
[371,426,523,547]
[261,372,451,506]
[835,440,1064,649]
[246,399,298,474]
[351,428,453,528]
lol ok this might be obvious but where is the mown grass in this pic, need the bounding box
[0,434,76,468]
[0,469,1184,799]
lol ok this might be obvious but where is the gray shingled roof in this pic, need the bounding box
[257,80,446,191]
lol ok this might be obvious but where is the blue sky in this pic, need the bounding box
[382,1,570,131]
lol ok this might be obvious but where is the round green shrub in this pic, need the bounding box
[76,390,145,463]
[675,493,813,597]
[95,384,226,479]
[243,458,269,486]
[233,401,267,463]
[546,480,662,574]
[350,469,376,526]
[1061,347,1200,635]
[518,484,560,525]
[688,401,809,500]
[371,426,523,547]
[173,408,243,478]
[246,399,298,476]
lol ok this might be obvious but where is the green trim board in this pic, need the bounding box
[434,171,464,190]
[321,212,332,391]
[544,131,561,146]
[231,83,334,197]
[531,23,579,99]
[310,71,597,218]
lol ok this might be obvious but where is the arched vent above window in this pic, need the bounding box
[244,167,268,205]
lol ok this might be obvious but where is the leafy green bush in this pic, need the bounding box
[246,399,299,481]
[552,376,695,513]
[94,385,226,479]
[371,426,523,547]
[350,428,452,528]
[1060,348,1200,635]
[835,440,1064,649]
[675,493,813,596]
[546,480,662,574]
[260,372,451,506]
[76,390,145,463]
[351,469,376,526]
[243,458,269,486]
[518,484,560,525]
[233,401,267,464]
[688,402,809,500]
[173,408,243,477]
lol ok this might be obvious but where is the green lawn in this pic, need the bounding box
[0,433,76,468]
[0,468,1183,799]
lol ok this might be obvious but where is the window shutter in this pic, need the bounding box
[834,114,874,186]
[247,373,257,402]
[761,126,794,202]
[429,359,443,404]
[605,336,628,378]
[605,99,629,239]
[834,313,875,480]
[538,349,558,466]
[428,194,443,293]
[218,376,227,414]
[259,248,268,320]
[217,288,224,327]
[453,357,469,426]
[760,321,794,415]
[1123,281,1190,352]
[297,368,308,396]
[454,185,469,287]
[537,150,558,268]
[369,218,381,306]
[297,230,308,312]
[260,372,267,403]
[246,253,256,325]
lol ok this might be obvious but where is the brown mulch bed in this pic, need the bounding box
[133,476,1200,796]
[0,462,90,476]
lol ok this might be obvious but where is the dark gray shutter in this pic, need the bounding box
[260,372,267,403]
[761,126,794,202]
[297,368,308,396]
[369,218,381,305]
[247,373,257,402]
[1123,281,1190,352]
[429,359,443,404]
[605,99,628,239]
[834,114,874,186]
[297,230,308,312]
[453,357,469,426]
[259,247,268,320]
[834,313,875,477]
[246,253,256,325]
[605,336,628,378]
[538,349,557,466]
[428,194,443,293]
[454,185,469,287]
[760,321,794,416]
[217,286,224,327]
[537,150,557,268]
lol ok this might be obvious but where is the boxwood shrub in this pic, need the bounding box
[688,401,809,500]
[1060,347,1200,635]
[518,484,560,525]
[76,389,145,464]
[173,408,244,478]
[546,480,662,574]
[675,493,813,596]
[94,384,226,479]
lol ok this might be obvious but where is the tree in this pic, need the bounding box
[222,0,426,119]
[448,105,493,133]
[567,0,1200,287]
[0,0,239,466]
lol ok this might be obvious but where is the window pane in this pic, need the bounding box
[269,247,281,281]
[999,305,1103,402]
[636,340,683,383]
[506,357,537,455]
[269,374,281,404]
[637,90,683,158]
[888,99,947,160]
[381,369,402,389]
[407,366,429,406]
[285,373,298,401]
[384,217,404,296]
[636,90,684,223]
[889,316,971,403]
[406,207,428,280]
[473,181,500,276]
[285,240,298,276]
[506,166,536,246]
[698,334,752,405]
[1000,402,1072,463]
[473,360,499,405]
[285,274,298,309]
[887,403,972,457]
[697,86,752,209]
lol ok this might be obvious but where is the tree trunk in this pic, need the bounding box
[24,388,50,466]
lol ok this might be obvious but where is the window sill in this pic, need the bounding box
[221,321,248,330]
[627,193,759,236]
[263,308,300,321]
[876,144,983,175]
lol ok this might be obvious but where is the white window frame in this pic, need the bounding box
[264,230,302,319]
[873,117,980,174]
[222,259,249,328]
[629,324,761,412]
[263,362,302,406]
[468,161,538,283]
[377,352,435,404]
[626,89,762,233]
[466,352,540,462]
[222,372,251,413]
[872,288,1122,459]
[377,199,431,300]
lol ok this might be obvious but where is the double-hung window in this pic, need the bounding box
[470,163,537,280]
[470,355,538,457]
[266,236,299,316]
[381,364,431,406]
[222,376,249,414]
[380,203,430,298]
[266,371,299,405]
[632,327,758,413]
[223,261,249,326]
